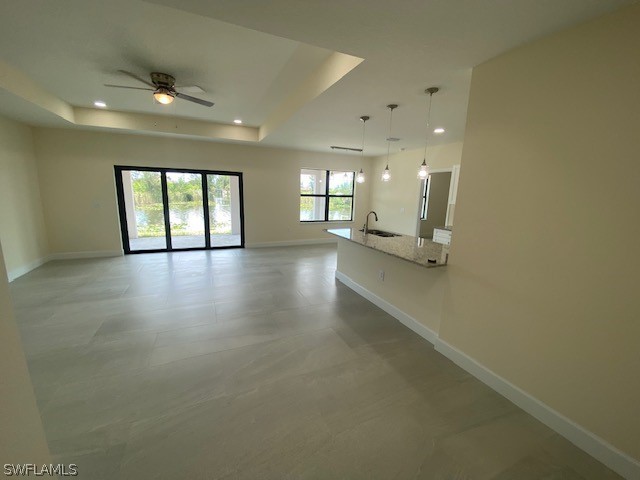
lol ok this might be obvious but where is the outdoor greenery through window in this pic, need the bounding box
[116,166,243,253]
[131,171,233,237]
[300,169,354,222]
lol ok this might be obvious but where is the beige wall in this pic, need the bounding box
[32,128,372,254]
[441,4,640,461]
[337,239,446,334]
[0,116,49,280]
[369,142,462,236]
[419,171,451,238]
[0,241,52,466]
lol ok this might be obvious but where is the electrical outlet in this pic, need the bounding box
[378,269,385,281]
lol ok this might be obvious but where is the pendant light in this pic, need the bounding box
[418,87,439,179]
[356,115,369,183]
[382,104,397,182]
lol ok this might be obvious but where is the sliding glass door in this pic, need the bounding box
[115,166,244,253]
[120,170,168,251]
[207,174,242,247]
[166,172,206,249]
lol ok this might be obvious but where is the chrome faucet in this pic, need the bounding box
[364,211,378,235]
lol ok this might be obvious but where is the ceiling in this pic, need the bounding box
[0,0,334,125]
[0,0,635,155]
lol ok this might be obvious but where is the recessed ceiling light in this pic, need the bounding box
[433,127,445,134]
[94,100,107,108]
[233,119,243,124]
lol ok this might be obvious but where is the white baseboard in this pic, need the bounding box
[48,250,123,261]
[335,269,639,480]
[435,340,640,479]
[335,270,438,345]
[7,256,49,282]
[247,238,337,248]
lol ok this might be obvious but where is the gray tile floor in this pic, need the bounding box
[10,245,620,479]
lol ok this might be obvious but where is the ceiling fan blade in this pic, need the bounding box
[176,85,205,94]
[175,92,214,107]
[117,70,155,88]
[104,84,154,91]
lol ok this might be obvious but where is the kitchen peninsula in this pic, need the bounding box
[325,228,449,341]
[325,228,449,267]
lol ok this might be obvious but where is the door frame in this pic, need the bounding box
[414,167,454,238]
[114,165,245,254]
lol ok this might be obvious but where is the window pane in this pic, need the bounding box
[300,196,326,221]
[207,174,241,247]
[328,171,354,195]
[300,169,326,194]
[126,170,167,250]
[328,197,353,221]
[166,172,205,249]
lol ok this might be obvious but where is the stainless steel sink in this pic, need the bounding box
[359,228,401,237]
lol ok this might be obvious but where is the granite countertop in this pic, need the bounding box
[325,228,449,268]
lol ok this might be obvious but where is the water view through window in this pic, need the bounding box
[116,167,244,253]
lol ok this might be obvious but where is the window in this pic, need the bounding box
[420,177,430,220]
[114,166,244,253]
[300,169,354,222]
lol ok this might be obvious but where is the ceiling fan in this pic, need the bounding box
[105,70,214,107]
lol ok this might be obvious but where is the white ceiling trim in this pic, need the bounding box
[259,52,363,141]
[0,60,74,123]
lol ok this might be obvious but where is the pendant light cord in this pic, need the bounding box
[386,106,395,165]
[423,92,433,161]
[361,119,367,158]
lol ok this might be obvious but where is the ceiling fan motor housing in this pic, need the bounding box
[151,72,176,88]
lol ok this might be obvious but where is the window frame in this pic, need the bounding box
[114,165,245,254]
[300,169,355,223]
[420,176,430,220]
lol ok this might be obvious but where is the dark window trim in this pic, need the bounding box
[201,174,211,249]
[160,171,173,250]
[420,177,430,220]
[114,165,245,254]
[300,169,355,222]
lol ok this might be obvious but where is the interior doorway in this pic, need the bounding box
[419,171,452,238]
[415,165,460,239]
[115,166,244,253]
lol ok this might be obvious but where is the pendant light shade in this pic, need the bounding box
[418,159,429,179]
[381,165,391,182]
[382,104,397,182]
[356,116,369,184]
[418,87,439,179]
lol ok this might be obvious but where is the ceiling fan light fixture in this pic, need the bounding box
[153,87,175,105]
[106,71,214,107]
